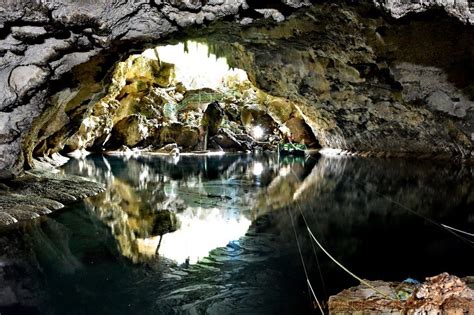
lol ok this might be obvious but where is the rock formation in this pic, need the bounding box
[0,0,309,178]
[1,0,474,178]
[375,0,474,23]
[0,169,104,226]
[329,273,474,314]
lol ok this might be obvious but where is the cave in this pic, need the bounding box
[0,1,473,314]
[30,40,320,158]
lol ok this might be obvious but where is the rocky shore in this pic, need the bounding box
[0,169,104,228]
[329,273,474,314]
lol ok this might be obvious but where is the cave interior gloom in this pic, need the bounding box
[0,1,474,314]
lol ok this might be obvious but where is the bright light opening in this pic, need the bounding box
[319,148,343,157]
[252,126,265,140]
[252,162,264,176]
[156,208,251,264]
[142,41,248,91]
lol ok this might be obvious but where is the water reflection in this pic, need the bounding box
[1,154,473,315]
[63,152,474,273]
[62,154,303,264]
[257,155,474,302]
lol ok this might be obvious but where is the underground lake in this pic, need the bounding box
[1,153,473,314]
[1,1,474,314]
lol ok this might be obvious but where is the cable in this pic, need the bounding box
[288,170,329,300]
[288,208,325,314]
[306,225,398,301]
[441,224,474,238]
[308,230,329,301]
[289,163,472,304]
[293,199,398,301]
[352,181,474,247]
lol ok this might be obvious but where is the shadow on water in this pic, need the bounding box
[0,153,473,314]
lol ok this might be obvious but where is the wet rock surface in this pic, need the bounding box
[204,5,474,159]
[35,48,303,155]
[0,171,105,228]
[329,273,474,314]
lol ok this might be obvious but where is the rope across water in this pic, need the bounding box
[287,208,325,314]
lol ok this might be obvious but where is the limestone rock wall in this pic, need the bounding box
[202,4,474,158]
[375,0,474,23]
[1,0,474,177]
[0,0,309,177]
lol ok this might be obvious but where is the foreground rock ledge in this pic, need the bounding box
[329,273,474,314]
[0,171,105,227]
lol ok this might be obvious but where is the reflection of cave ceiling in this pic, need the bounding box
[69,154,276,264]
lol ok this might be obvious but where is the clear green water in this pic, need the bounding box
[0,153,472,314]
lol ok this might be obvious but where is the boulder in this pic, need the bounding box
[329,273,474,314]
[154,143,180,154]
[266,97,294,125]
[202,101,225,137]
[108,114,149,148]
[426,90,467,118]
[9,65,48,98]
[123,55,161,83]
[211,129,244,151]
[241,103,267,128]
[159,123,200,149]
